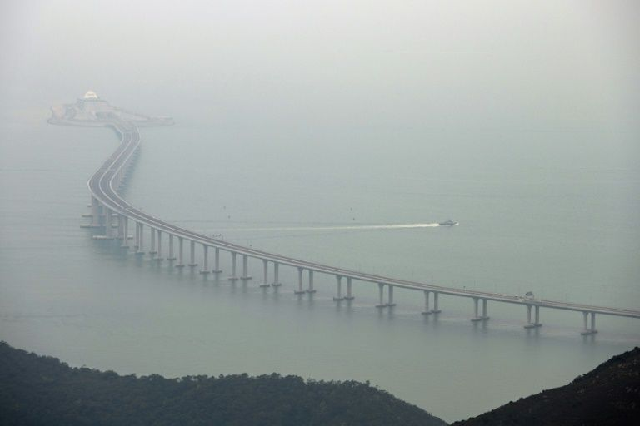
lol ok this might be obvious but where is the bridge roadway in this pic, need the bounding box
[86,119,640,335]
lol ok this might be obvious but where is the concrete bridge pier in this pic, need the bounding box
[175,237,185,267]
[376,283,389,308]
[135,222,145,255]
[114,214,121,240]
[422,290,432,315]
[429,291,441,314]
[199,245,210,274]
[134,221,140,249]
[581,311,597,335]
[228,252,238,281]
[82,198,102,228]
[240,255,252,281]
[115,215,123,240]
[271,262,281,286]
[471,298,489,322]
[345,277,355,300]
[188,240,197,267]
[259,259,270,287]
[524,304,542,329]
[471,297,480,321]
[211,247,222,274]
[167,234,177,261]
[98,204,105,226]
[294,267,306,295]
[333,276,344,301]
[118,215,126,240]
[149,228,157,257]
[388,285,395,307]
[121,216,129,248]
[155,230,163,260]
[105,208,114,239]
[306,270,316,293]
[90,196,100,227]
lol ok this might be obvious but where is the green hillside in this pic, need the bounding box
[0,342,445,426]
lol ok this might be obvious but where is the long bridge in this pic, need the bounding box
[52,95,640,336]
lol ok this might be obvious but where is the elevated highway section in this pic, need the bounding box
[51,99,639,336]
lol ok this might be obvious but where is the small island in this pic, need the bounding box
[49,91,174,127]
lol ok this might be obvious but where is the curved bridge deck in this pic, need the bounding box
[77,118,640,336]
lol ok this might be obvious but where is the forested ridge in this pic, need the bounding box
[0,342,446,426]
[454,347,640,426]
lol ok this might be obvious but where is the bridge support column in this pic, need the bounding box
[422,290,432,315]
[90,196,100,227]
[188,240,197,267]
[105,208,114,239]
[259,259,270,287]
[333,276,344,301]
[212,247,222,274]
[149,228,157,256]
[294,268,306,294]
[388,285,395,307]
[155,230,163,260]
[345,277,354,300]
[471,297,482,321]
[581,312,597,335]
[524,304,542,329]
[118,215,124,240]
[271,262,281,286]
[240,255,252,281]
[524,305,542,329]
[121,216,129,248]
[199,245,210,274]
[481,299,489,320]
[376,283,387,308]
[167,234,176,261]
[228,252,238,281]
[116,215,123,240]
[175,237,185,267]
[98,204,105,225]
[432,291,441,313]
[134,221,140,249]
[306,270,316,293]
[135,223,145,255]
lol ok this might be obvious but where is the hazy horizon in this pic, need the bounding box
[2,1,639,133]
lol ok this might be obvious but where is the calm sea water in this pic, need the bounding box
[1,97,639,422]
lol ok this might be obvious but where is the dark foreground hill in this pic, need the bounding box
[0,342,445,426]
[455,347,640,426]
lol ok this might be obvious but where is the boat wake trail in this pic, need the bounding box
[229,223,441,232]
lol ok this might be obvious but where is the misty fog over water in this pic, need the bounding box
[1,1,639,422]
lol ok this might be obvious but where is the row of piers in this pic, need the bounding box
[72,119,636,339]
[84,201,602,335]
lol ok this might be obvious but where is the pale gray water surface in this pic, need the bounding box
[1,98,638,422]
